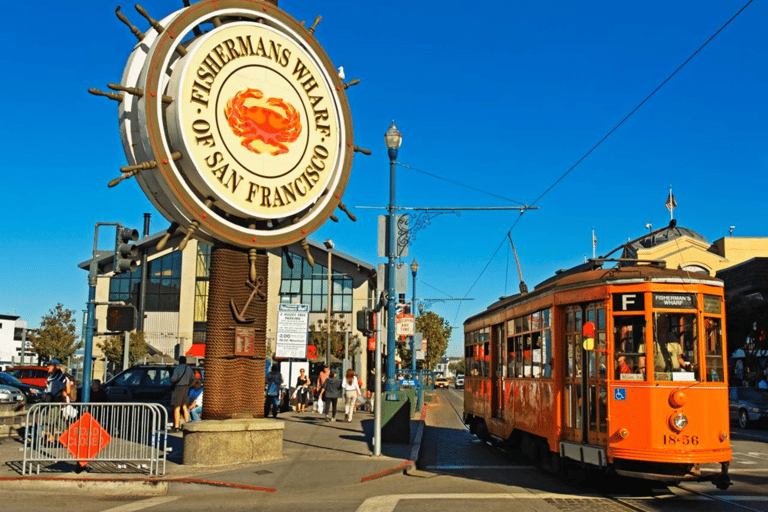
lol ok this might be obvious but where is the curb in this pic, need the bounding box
[0,476,276,494]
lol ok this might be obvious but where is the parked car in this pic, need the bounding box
[0,373,44,404]
[455,374,464,389]
[729,386,768,429]
[7,366,76,389]
[100,365,204,407]
[0,384,26,408]
[435,376,449,389]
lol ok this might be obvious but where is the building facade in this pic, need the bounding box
[0,315,31,367]
[79,231,377,384]
[620,225,768,276]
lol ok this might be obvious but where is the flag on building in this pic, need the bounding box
[592,228,597,259]
[665,188,677,220]
[665,189,677,212]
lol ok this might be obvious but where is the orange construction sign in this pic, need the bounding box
[58,412,111,467]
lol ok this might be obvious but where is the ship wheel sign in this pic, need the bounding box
[90,0,367,256]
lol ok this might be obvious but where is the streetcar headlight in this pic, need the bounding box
[670,412,688,432]
[719,430,729,442]
[619,428,629,439]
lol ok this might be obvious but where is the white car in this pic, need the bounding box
[455,375,464,389]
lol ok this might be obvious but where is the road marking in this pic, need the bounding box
[736,460,757,464]
[356,493,606,512]
[702,468,768,474]
[100,497,179,512]
[426,465,531,470]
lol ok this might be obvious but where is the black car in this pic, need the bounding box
[0,372,44,404]
[101,365,204,407]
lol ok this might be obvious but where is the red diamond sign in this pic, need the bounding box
[58,411,111,466]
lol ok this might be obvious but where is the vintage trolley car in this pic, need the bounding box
[463,261,731,488]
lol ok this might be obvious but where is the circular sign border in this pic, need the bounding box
[138,0,354,249]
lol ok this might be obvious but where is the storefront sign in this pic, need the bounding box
[275,303,310,358]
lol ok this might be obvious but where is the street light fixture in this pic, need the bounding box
[384,121,402,392]
[410,259,418,374]
[324,239,334,367]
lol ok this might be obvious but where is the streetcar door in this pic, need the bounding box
[564,303,607,445]
[585,305,608,445]
[564,306,584,443]
[491,323,505,420]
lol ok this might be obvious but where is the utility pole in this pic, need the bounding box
[138,213,150,331]
[384,122,402,392]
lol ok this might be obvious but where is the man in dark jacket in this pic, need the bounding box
[170,356,194,431]
[320,371,342,422]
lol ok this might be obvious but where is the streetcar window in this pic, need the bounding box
[531,331,542,377]
[597,309,606,330]
[647,313,700,382]
[523,335,532,377]
[483,341,490,377]
[542,328,553,378]
[515,335,523,377]
[705,317,724,382]
[542,308,551,328]
[506,336,515,377]
[613,316,646,381]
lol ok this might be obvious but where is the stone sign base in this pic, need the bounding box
[183,419,284,466]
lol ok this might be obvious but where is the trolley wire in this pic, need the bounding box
[452,0,754,326]
[396,162,527,206]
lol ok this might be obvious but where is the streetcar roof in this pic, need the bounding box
[464,264,722,325]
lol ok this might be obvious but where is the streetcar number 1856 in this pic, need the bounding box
[663,434,699,446]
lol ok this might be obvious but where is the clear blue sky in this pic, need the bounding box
[2,1,766,358]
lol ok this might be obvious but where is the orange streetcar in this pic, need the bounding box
[463,261,731,489]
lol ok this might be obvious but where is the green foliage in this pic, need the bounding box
[309,313,361,361]
[98,331,149,369]
[29,303,81,362]
[402,311,452,370]
[449,358,465,375]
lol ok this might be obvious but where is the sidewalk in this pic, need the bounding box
[0,405,423,494]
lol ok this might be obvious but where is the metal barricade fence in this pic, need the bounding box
[23,403,167,476]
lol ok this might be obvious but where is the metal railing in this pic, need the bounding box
[22,403,167,476]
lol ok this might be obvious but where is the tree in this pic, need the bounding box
[98,331,148,369]
[28,304,81,363]
[309,313,361,363]
[449,358,466,375]
[405,311,452,370]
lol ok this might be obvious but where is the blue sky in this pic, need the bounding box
[1,1,766,357]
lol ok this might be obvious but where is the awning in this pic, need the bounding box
[186,344,205,358]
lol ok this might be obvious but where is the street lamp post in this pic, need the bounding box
[324,239,334,368]
[384,121,402,392]
[410,259,418,375]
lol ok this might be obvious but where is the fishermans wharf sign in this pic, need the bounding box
[106,0,356,249]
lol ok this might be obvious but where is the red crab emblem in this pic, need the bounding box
[223,88,302,156]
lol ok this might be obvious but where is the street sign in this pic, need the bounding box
[396,314,415,337]
[377,263,409,296]
[106,305,136,332]
[58,412,111,468]
[378,215,409,258]
[275,304,310,359]
[415,349,426,361]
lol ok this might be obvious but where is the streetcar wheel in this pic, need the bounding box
[739,409,750,429]
[476,422,490,443]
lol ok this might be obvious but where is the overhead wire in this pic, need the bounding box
[452,0,754,326]
[396,162,527,205]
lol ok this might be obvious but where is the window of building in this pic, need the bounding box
[279,252,353,313]
[194,243,210,327]
[109,250,182,312]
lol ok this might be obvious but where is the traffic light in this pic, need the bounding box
[106,305,136,332]
[356,307,374,336]
[114,226,139,274]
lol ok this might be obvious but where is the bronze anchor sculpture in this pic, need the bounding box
[230,278,266,323]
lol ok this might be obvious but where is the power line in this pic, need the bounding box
[452,0,754,326]
[418,278,456,299]
[529,0,754,208]
[396,162,526,206]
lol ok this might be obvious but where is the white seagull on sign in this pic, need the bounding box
[337,66,345,80]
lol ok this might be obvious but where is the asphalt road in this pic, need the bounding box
[2,389,767,512]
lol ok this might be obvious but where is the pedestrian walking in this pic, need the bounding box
[188,380,204,422]
[342,369,361,422]
[266,364,283,418]
[295,368,310,413]
[170,356,194,431]
[319,370,341,422]
[315,365,330,415]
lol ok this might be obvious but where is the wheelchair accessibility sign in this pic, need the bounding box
[614,388,627,401]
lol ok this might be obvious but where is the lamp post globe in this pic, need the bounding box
[384,121,402,162]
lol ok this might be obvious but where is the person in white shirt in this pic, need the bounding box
[342,369,361,422]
